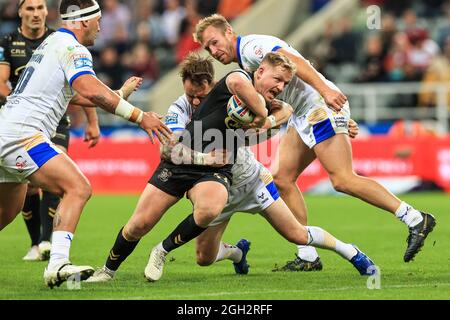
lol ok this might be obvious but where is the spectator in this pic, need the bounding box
[197,0,220,17]
[357,35,387,82]
[98,0,132,47]
[176,0,201,63]
[218,0,253,21]
[419,36,450,108]
[96,46,126,89]
[161,0,186,46]
[123,43,159,89]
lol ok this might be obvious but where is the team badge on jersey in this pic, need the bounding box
[165,113,179,125]
[253,45,264,59]
[73,54,93,69]
[158,168,172,182]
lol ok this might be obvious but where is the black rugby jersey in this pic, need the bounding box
[182,70,252,168]
[0,27,69,125]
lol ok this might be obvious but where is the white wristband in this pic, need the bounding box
[117,89,124,99]
[268,115,277,128]
[115,98,143,124]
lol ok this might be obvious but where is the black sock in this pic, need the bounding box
[22,193,41,246]
[40,191,59,242]
[105,227,140,271]
[162,214,207,252]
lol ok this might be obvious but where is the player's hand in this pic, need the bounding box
[321,87,347,112]
[84,121,100,148]
[205,149,231,167]
[140,111,172,144]
[121,76,143,100]
[348,118,359,139]
[245,114,266,129]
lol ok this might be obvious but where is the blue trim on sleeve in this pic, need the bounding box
[57,28,78,42]
[266,181,280,201]
[169,127,184,132]
[313,119,335,144]
[69,70,95,86]
[236,36,243,69]
[272,46,282,52]
[27,143,59,168]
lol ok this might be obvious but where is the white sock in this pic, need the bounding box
[48,231,73,269]
[395,202,423,227]
[297,245,319,262]
[306,226,357,260]
[156,242,168,255]
[215,242,242,263]
[103,265,116,277]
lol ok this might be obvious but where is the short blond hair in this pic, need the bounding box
[261,52,297,75]
[194,14,233,44]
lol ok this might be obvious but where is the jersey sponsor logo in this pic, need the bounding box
[257,191,269,204]
[73,54,93,69]
[165,113,179,125]
[11,48,26,57]
[253,45,264,59]
[12,41,25,46]
[15,155,27,173]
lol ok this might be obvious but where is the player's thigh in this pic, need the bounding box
[189,181,229,216]
[0,182,28,228]
[28,153,90,198]
[126,183,180,232]
[313,133,354,176]
[272,126,315,182]
[188,181,228,225]
[196,221,229,260]
[261,198,308,243]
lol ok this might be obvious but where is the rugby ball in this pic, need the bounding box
[227,95,255,124]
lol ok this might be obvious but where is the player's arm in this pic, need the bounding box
[71,74,171,143]
[82,106,100,148]
[70,76,143,107]
[0,64,11,104]
[225,72,267,127]
[276,48,347,111]
[244,99,294,146]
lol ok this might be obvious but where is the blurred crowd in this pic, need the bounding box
[0,0,255,91]
[304,0,450,108]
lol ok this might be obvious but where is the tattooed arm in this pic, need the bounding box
[160,132,229,167]
[71,74,171,143]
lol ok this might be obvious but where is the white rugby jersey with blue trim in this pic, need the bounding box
[237,34,339,117]
[0,28,95,138]
[165,94,259,187]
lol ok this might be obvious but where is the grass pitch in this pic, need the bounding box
[0,192,449,300]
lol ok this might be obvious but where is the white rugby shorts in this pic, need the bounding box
[0,132,62,183]
[208,165,280,226]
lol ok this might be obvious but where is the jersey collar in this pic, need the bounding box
[236,36,243,69]
[57,28,79,42]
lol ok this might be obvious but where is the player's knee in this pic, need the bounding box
[329,174,351,194]
[273,171,296,192]
[285,228,308,245]
[196,250,214,266]
[194,205,222,227]
[70,180,92,202]
[0,208,21,230]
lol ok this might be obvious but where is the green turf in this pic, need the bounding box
[0,192,449,300]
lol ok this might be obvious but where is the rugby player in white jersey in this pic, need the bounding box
[194,14,436,269]
[0,0,171,288]
[86,53,375,283]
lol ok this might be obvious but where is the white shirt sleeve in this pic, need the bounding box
[240,35,301,72]
[58,44,96,86]
[165,95,191,132]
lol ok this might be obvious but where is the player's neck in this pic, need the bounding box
[20,25,46,40]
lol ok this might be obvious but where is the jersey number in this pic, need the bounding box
[14,66,35,94]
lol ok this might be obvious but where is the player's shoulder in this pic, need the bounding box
[169,94,191,114]
[1,29,20,45]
